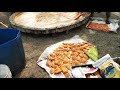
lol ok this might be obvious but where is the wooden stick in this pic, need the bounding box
[0,22,8,28]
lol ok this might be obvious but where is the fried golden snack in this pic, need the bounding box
[72,60,80,66]
[64,72,70,78]
[81,58,88,63]
[48,54,56,60]
[54,67,62,74]
[54,60,59,65]
[61,66,69,73]
[46,60,53,67]
[46,42,92,77]
[82,54,89,60]
[50,68,55,74]
[52,65,58,68]
[61,64,71,70]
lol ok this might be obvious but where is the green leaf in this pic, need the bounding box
[85,46,98,61]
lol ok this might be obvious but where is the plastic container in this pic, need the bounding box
[0,28,26,76]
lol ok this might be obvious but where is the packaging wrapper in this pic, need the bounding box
[93,54,120,78]
[70,64,101,78]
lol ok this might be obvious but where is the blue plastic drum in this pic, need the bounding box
[0,28,26,76]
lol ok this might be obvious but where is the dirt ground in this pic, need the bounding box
[0,12,120,78]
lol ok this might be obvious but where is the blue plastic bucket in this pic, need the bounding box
[0,28,25,76]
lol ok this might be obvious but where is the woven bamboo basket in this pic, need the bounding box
[9,12,91,34]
